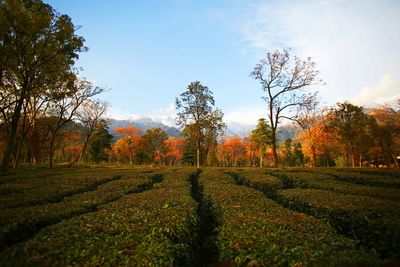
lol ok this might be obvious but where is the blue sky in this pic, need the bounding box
[46,0,400,126]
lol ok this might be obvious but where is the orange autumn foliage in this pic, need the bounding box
[218,136,247,166]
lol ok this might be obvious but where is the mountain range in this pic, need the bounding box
[107,117,300,142]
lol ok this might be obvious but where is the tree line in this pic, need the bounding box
[1,0,399,172]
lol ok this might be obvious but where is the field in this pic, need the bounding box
[0,167,399,266]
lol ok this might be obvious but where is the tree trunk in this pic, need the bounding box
[311,146,317,168]
[271,132,278,167]
[196,148,200,168]
[49,137,55,168]
[1,96,25,173]
[391,154,399,168]
[259,147,263,167]
[78,135,91,163]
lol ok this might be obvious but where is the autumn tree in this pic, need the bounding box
[250,118,272,167]
[251,49,321,167]
[114,126,143,165]
[294,92,323,167]
[0,0,86,172]
[218,136,246,167]
[176,81,225,168]
[162,137,185,166]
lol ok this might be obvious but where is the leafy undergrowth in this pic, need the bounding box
[201,170,381,266]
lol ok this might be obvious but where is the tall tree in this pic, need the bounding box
[329,102,375,168]
[250,118,272,167]
[89,124,113,164]
[0,0,86,173]
[76,99,108,163]
[251,49,321,167]
[175,81,225,168]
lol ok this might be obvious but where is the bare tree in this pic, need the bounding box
[46,78,104,168]
[76,99,108,163]
[251,49,321,167]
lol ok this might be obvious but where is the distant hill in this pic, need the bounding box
[108,117,181,138]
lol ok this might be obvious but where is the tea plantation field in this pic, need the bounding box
[0,166,399,266]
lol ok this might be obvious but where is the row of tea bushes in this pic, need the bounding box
[235,170,400,259]
[311,169,400,188]
[278,188,400,259]
[0,169,197,266]
[274,171,400,202]
[199,170,379,266]
[0,168,154,209]
[0,173,156,248]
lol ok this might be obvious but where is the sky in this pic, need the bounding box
[46,0,400,126]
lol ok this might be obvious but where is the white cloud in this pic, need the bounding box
[351,74,400,106]
[224,0,400,106]
[223,105,266,125]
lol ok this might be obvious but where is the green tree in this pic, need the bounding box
[176,81,225,168]
[250,118,272,167]
[293,142,305,167]
[89,124,113,164]
[0,0,86,172]
[283,138,294,166]
[142,128,168,163]
[251,50,321,167]
[329,102,375,168]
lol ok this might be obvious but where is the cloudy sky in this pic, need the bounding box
[47,0,400,126]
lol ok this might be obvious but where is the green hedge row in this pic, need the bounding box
[199,170,379,266]
[0,169,197,266]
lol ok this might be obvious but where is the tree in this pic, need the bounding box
[293,142,305,167]
[76,99,108,163]
[283,138,294,166]
[45,78,104,168]
[176,81,225,168]
[369,102,400,167]
[89,124,113,164]
[0,0,86,172]
[294,92,323,167]
[162,137,185,166]
[141,128,168,163]
[250,118,272,167]
[114,126,143,165]
[251,49,321,167]
[218,136,246,167]
[329,102,375,168]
